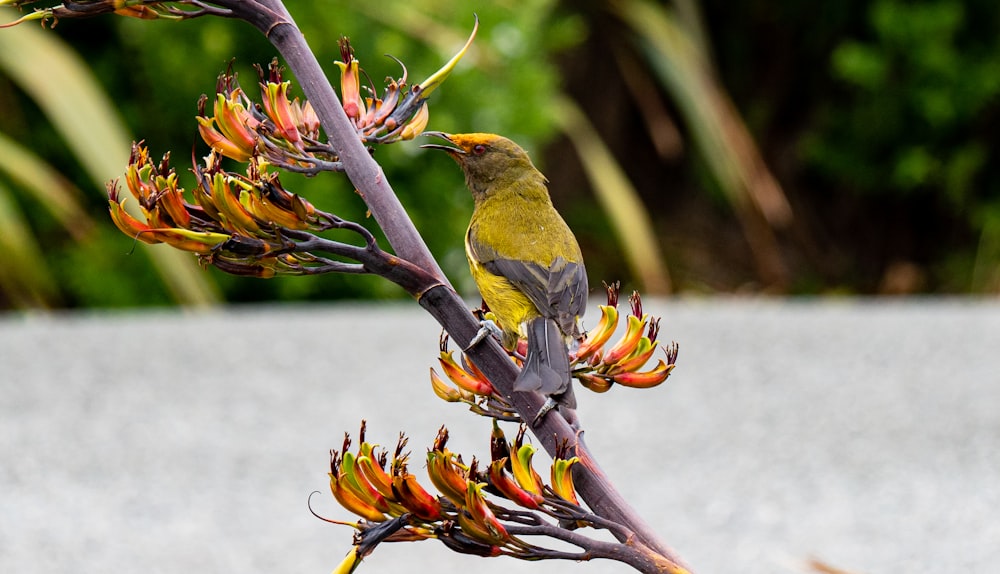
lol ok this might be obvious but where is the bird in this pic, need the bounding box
[422,132,588,426]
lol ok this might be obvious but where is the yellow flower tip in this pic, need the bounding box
[510,442,544,496]
[263,81,302,146]
[574,304,619,362]
[331,546,362,574]
[0,9,51,28]
[601,314,646,366]
[550,457,580,504]
[399,102,429,140]
[606,336,657,375]
[430,367,463,402]
[465,480,509,543]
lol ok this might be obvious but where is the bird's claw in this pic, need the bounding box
[531,396,559,427]
[464,318,502,351]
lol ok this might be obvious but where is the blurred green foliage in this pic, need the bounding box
[695,0,1000,292]
[808,0,999,200]
[801,0,1000,290]
[0,1,582,307]
[2,0,1000,308]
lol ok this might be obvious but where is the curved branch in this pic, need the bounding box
[503,523,672,574]
[203,2,692,572]
[218,0,450,285]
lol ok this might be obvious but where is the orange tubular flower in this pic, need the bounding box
[340,451,395,515]
[574,304,619,362]
[438,351,495,396]
[329,467,387,523]
[606,336,658,375]
[262,80,302,147]
[154,174,192,229]
[357,444,395,501]
[426,449,470,507]
[487,459,543,509]
[611,359,675,388]
[391,472,443,522]
[575,372,613,393]
[107,183,153,238]
[601,313,646,366]
[463,481,509,544]
[335,41,365,121]
[197,116,252,162]
[209,172,261,234]
[430,368,471,402]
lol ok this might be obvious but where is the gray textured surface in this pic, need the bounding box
[1,299,998,574]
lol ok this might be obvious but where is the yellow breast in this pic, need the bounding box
[465,239,538,346]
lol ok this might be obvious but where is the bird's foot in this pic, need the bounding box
[464,318,503,351]
[531,396,559,427]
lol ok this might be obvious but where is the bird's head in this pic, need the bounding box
[422,132,543,197]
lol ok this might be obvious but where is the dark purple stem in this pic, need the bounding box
[211,1,691,572]
[226,0,449,285]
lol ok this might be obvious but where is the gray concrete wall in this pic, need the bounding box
[1,299,997,573]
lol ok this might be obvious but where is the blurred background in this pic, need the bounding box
[2,0,1000,309]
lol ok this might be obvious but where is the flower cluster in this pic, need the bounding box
[430,333,521,420]
[572,283,679,392]
[0,0,226,27]
[101,22,476,273]
[107,142,354,277]
[197,22,476,168]
[323,422,597,573]
[431,282,678,415]
[196,61,325,168]
[105,22,480,278]
[336,17,476,145]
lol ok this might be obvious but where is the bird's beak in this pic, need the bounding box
[420,131,466,154]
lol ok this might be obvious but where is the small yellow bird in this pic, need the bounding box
[423,132,588,425]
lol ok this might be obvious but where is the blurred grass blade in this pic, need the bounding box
[612,0,792,285]
[0,20,219,306]
[0,131,94,240]
[554,94,671,294]
[0,181,59,307]
[971,209,1000,293]
[613,0,792,227]
[671,0,712,64]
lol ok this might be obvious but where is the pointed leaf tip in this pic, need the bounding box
[416,15,479,98]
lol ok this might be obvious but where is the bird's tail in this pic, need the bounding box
[514,316,576,409]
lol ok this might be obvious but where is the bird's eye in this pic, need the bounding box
[472,144,487,155]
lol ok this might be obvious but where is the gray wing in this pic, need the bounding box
[484,255,588,339]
